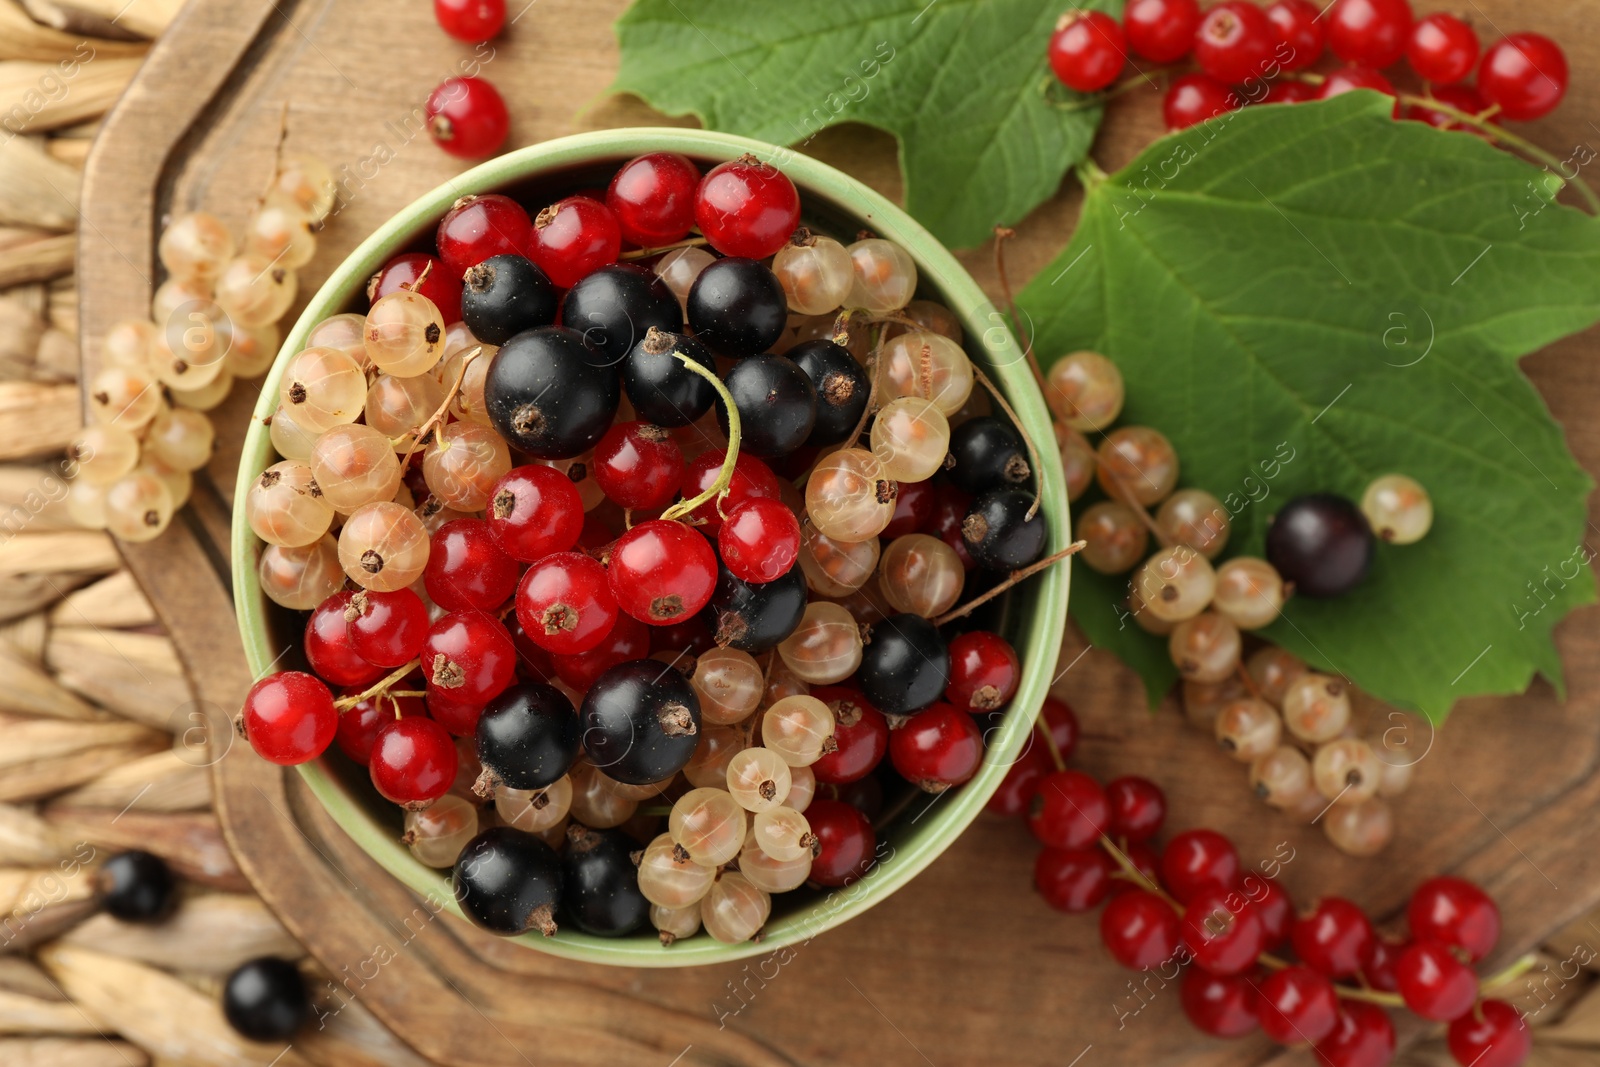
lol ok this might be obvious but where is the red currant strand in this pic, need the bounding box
[1447,1000,1531,1067]
[1264,0,1324,72]
[1104,775,1166,842]
[1291,897,1375,978]
[425,518,519,614]
[1478,33,1568,122]
[1395,941,1480,1021]
[529,195,622,289]
[593,422,684,512]
[1182,886,1266,976]
[806,799,876,888]
[425,76,510,160]
[305,591,385,688]
[514,551,619,656]
[605,152,701,248]
[881,477,934,539]
[808,687,888,785]
[1406,13,1479,85]
[369,252,462,324]
[1163,73,1240,131]
[433,0,504,42]
[1035,847,1115,913]
[1100,888,1183,970]
[335,690,422,765]
[1408,85,1494,134]
[680,448,783,535]
[241,671,336,766]
[1028,769,1109,851]
[987,745,1049,817]
[420,609,516,707]
[487,464,585,562]
[345,588,430,669]
[944,630,1019,713]
[1316,1000,1397,1067]
[1258,964,1340,1044]
[1180,967,1260,1037]
[436,194,534,280]
[607,519,719,626]
[1325,0,1413,70]
[1037,696,1080,762]
[1193,2,1276,87]
[551,613,650,691]
[369,716,457,808]
[1122,0,1201,65]
[1409,875,1502,963]
[1249,875,1293,949]
[888,703,983,792]
[1265,79,1318,104]
[694,156,801,260]
[1318,67,1400,118]
[1160,828,1239,904]
[1048,10,1127,94]
[1114,839,1162,896]
[718,497,801,584]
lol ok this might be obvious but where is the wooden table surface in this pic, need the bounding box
[75,1,1600,1064]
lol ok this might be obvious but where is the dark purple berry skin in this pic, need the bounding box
[789,338,869,446]
[1265,492,1375,598]
[621,328,717,428]
[561,263,682,367]
[452,826,563,936]
[686,257,787,358]
[705,561,807,653]
[944,417,1031,496]
[579,660,702,784]
[222,958,310,1041]
[560,825,650,937]
[460,254,559,345]
[484,325,620,458]
[962,488,1047,570]
[475,682,580,791]
[714,354,817,458]
[98,850,177,922]
[857,612,950,716]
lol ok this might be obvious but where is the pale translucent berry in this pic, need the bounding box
[684,724,748,789]
[245,196,316,270]
[1155,489,1229,559]
[1129,586,1176,635]
[871,396,950,483]
[1076,500,1148,574]
[1168,611,1241,684]
[150,328,227,391]
[691,648,764,725]
[103,320,158,375]
[1213,557,1285,630]
[268,403,318,462]
[752,806,814,862]
[151,277,211,328]
[636,833,715,908]
[669,787,746,867]
[66,480,107,529]
[1281,673,1352,743]
[305,312,368,363]
[702,870,770,944]
[1132,546,1215,623]
[876,330,974,416]
[805,448,896,542]
[246,460,334,547]
[878,533,964,618]
[70,424,140,486]
[1368,718,1419,797]
[727,747,792,813]
[1059,425,1097,501]
[761,694,836,766]
[567,761,638,828]
[1247,646,1307,706]
[271,153,337,223]
[1097,426,1179,506]
[1312,738,1382,804]
[104,471,174,542]
[1361,474,1432,544]
[844,238,917,313]
[148,458,197,510]
[157,211,234,286]
[311,424,403,514]
[221,319,280,378]
[773,231,853,315]
[1323,796,1393,856]
[765,659,810,707]
[87,367,161,428]
[365,289,446,377]
[893,299,963,344]
[1214,698,1281,762]
[1250,745,1313,809]
[777,602,862,685]
[447,349,495,426]
[145,406,216,472]
[798,522,880,597]
[1182,676,1246,730]
[651,901,702,945]
[169,369,235,412]
[258,535,343,610]
[739,835,812,893]
[278,347,365,433]
[404,793,478,867]
[787,764,817,812]
[367,373,445,449]
[1046,351,1124,431]
[338,501,429,591]
[496,778,573,832]
[423,422,511,512]
[213,254,297,328]
[653,246,716,310]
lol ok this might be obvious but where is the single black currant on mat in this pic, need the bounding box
[223,957,310,1041]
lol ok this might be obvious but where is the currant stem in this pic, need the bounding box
[1479,952,1539,993]
[333,659,421,711]
[931,540,1087,626]
[1234,662,1265,701]
[1101,466,1173,549]
[618,235,711,261]
[971,365,1045,520]
[399,345,484,464]
[660,350,743,523]
[1037,704,1068,772]
[990,225,1047,397]
[1099,833,1179,906]
[845,322,886,450]
[401,259,435,293]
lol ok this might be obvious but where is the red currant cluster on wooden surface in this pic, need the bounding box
[994,729,1531,1067]
[1048,0,1568,134]
[68,154,338,542]
[427,0,511,158]
[240,151,1064,944]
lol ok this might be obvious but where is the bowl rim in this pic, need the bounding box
[232,126,1069,967]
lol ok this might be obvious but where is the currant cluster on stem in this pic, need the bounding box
[241,150,1064,945]
[1047,1,1568,134]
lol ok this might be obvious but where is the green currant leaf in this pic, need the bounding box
[1018,94,1600,723]
[611,0,1121,249]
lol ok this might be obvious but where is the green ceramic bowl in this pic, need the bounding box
[233,127,1069,967]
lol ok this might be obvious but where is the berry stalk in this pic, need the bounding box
[332,659,420,711]
[931,539,1087,626]
[659,349,743,523]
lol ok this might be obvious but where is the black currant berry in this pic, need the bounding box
[485,325,620,458]
[686,257,786,358]
[962,488,1047,570]
[945,417,1031,495]
[579,659,702,785]
[788,339,869,446]
[560,825,650,937]
[858,613,950,716]
[561,263,682,367]
[475,682,580,792]
[714,354,817,457]
[706,560,807,652]
[97,849,176,923]
[1265,492,1375,598]
[621,327,717,429]
[222,957,310,1042]
[453,826,563,936]
[460,254,559,345]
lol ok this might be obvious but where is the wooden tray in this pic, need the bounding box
[77,1,1600,1064]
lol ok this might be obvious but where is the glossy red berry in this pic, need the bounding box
[1408,84,1493,132]
[694,156,800,260]
[1161,828,1239,904]
[1478,33,1568,121]
[1038,696,1080,762]
[680,449,783,535]
[369,716,457,808]
[344,589,429,669]
[242,671,336,766]
[1035,847,1114,913]
[944,631,1019,712]
[606,152,701,248]
[425,518,518,614]
[718,498,801,584]
[487,465,584,562]
[882,478,934,539]
[421,609,516,707]
[1258,965,1340,1045]
[335,691,422,765]
[425,76,510,159]
[305,591,385,688]
[807,799,876,887]
[529,196,621,289]
[986,745,1049,816]
[1406,13,1479,84]
[1315,1001,1396,1067]
[1181,968,1260,1037]
[1048,10,1127,93]
[369,252,462,324]
[1396,941,1478,1021]
[1123,0,1201,64]
[1029,770,1110,850]
[1291,897,1374,978]
[1325,0,1413,69]
[1264,80,1317,104]
[608,519,718,625]
[1362,936,1406,993]
[593,422,683,511]
[1194,2,1276,86]
[1318,66,1400,117]
[1409,876,1500,962]
[1183,888,1265,976]
[889,703,983,792]
[1164,73,1240,130]
[426,689,486,737]
[1447,1000,1530,1067]
[433,0,503,42]
[808,687,888,785]
[550,612,649,691]
[1100,888,1183,969]
[1246,875,1294,949]
[1265,0,1324,71]
[1104,775,1166,842]
[514,552,618,656]
[436,194,533,281]
[923,480,977,569]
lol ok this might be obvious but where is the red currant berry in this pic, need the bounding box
[369,252,462,324]
[1183,888,1265,976]
[1362,936,1406,992]
[436,194,533,281]
[608,519,719,626]
[1446,999,1530,1067]
[889,703,983,792]
[1100,888,1183,969]
[345,588,429,669]
[809,687,889,785]
[1406,13,1479,84]
[944,631,1019,712]
[694,155,800,260]
[605,152,701,248]
[1029,770,1110,850]
[426,689,486,737]
[506,614,558,682]
[1396,941,1478,1021]
[529,196,621,289]
[1291,897,1374,978]
[807,798,876,887]
[1325,0,1413,69]
[882,478,934,539]
[1038,695,1080,762]
[1244,874,1293,949]
[1258,965,1340,1045]
[1164,73,1240,130]
[1409,876,1501,963]
[1161,828,1239,904]
[1408,84,1494,132]
[1318,66,1400,117]
[1265,0,1324,71]
[425,518,518,614]
[1194,2,1276,86]
[1315,1001,1396,1067]
[1265,79,1319,104]
[1048,10,1127,93]
[369,716,457,808]
[1035,847,1115,913]
[1116,839,1162,895]
[335,691,422,765]
[1181,967,1260,1038]
[593,422,684,512]
[242,671,336,766]
[421,609,516,706]
[718,498,801,584]
[433,0,503,42]
[551,612,650,692]
[1478,33,1568,121]
[514,552,618,656]
[487,465,585,562]
[1123,0,1201,64]
[680,449,783,535]
[923,480,977,569]
[425,77,510,159]
[305,591,385,688]
[986,744,1049,817]
[1104,776,1166,842]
